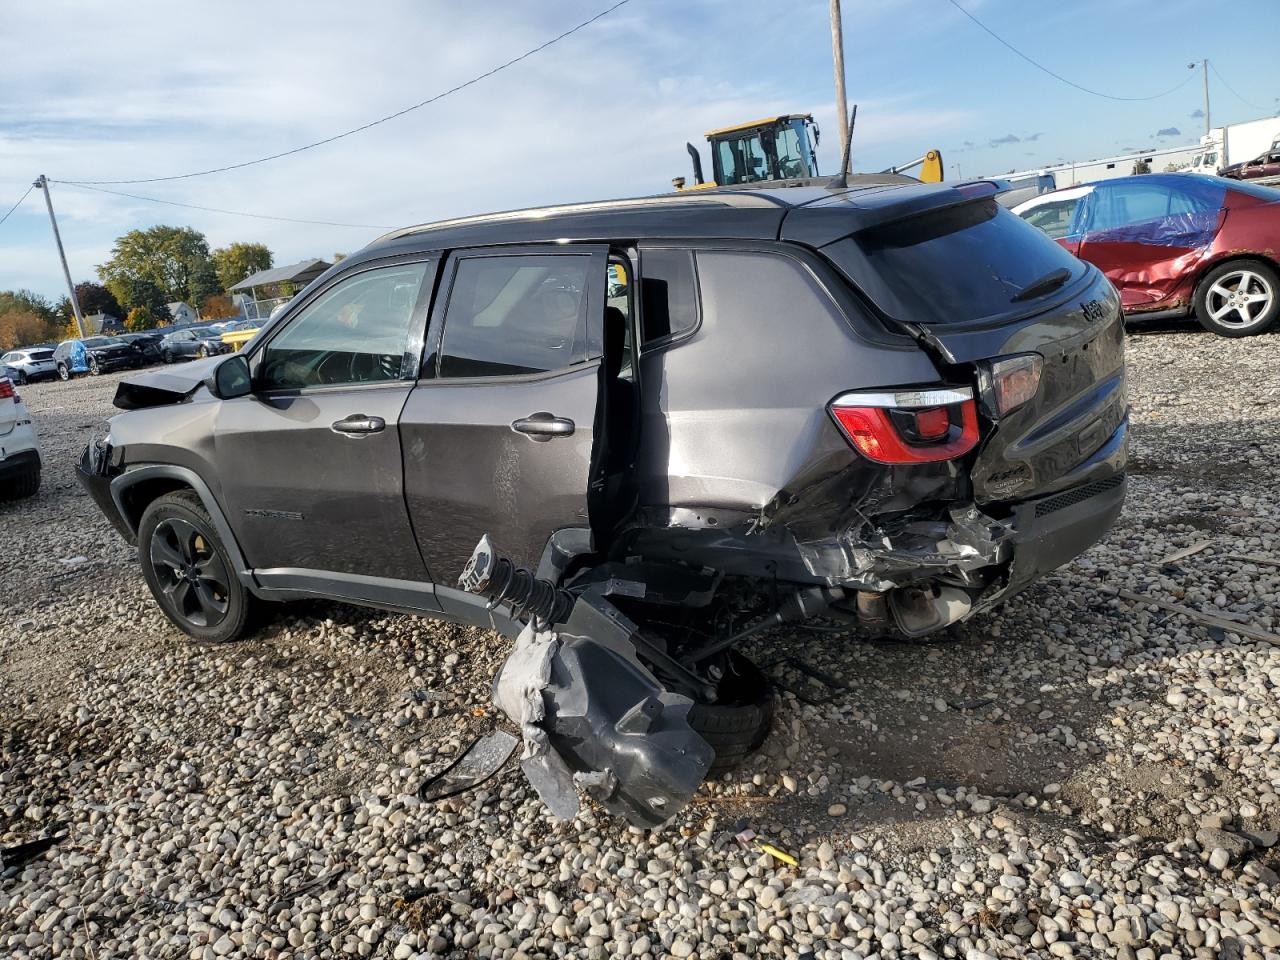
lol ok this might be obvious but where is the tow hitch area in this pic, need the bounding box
[462,538,714,828]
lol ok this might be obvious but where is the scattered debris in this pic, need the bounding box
[758,842,798,867]
[0,825,66,876]
[1159,539,1214,566]
[1099,585,1280,646]
[417,729,518,802]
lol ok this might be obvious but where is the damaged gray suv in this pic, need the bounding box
[79,178,1127,827]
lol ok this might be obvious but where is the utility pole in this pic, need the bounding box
[1201,58,1210,136]
[829,0,850,174]
[33,175,86,338]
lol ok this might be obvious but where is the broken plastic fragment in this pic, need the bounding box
[492,622,581,820]
[417,729,519,802]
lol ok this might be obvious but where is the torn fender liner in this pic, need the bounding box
[492,594,714,828]
[113,356,223,410]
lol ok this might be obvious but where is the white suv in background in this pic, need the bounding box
[0,374,42,500]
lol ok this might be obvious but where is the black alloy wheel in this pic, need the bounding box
[139,491,255,642]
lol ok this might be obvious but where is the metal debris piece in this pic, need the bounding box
[416,729,518,802]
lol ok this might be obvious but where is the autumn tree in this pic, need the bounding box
[0,309,54,350]
[73,281,123,318]
[212,242,273,293]
[97,226,219,311]
[0,290,55,326]
[200,294,239,319]
[124,306,158,332]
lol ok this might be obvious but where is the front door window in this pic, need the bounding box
[260,262,428,390]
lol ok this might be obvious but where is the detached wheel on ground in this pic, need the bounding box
[1195,259,1280,337]
[687,652,776,776]
[138,490,256,643]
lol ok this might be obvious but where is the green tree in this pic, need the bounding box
[212,242,273,293]
[124,305,158,332]
[97,226,219,310]
[73,281,122,318]
[102,275,171,323]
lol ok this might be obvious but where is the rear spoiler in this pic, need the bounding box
[782,179,1012,247]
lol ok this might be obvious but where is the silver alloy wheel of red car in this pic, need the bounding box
[1204,267,1276,332]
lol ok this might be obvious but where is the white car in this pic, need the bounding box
[0,374,41,500]
[0,347,58,384]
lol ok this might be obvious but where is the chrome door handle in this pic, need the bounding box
[331,414,385,435]
[511,412,575,441]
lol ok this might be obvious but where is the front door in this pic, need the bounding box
[401,246,609,580]
[1077,178,1225,311]
[216,257,435,581]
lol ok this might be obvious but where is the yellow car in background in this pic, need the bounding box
[220,321,260,352]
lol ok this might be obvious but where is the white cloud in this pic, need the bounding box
[0,0,975,298]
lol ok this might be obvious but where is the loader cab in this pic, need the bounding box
[686,115,820,189]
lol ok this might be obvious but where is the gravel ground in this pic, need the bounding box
[2,326,1279,960]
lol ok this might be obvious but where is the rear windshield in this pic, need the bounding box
[824,198,1088,325]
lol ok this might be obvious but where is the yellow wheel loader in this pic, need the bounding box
[673,114,943,190]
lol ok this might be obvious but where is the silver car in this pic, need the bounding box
[0,347,58,384]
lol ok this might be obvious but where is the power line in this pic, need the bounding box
[0,184,34,227]
[59,0,631,186]
[53,181,388,229]
[944,0,1196,102]
[1209,61,1270,113]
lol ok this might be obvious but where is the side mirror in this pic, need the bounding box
[207,354,252,400]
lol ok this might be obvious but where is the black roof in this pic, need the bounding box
[345,175,985,269]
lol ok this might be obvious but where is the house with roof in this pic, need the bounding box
[167,301,198,326]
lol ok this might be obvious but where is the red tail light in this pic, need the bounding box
[830,387,980,464]
[0,379,14,401]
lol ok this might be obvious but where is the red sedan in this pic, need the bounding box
[1014,174,1280,337]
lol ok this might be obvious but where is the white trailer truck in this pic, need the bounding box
[1189,117,1280,176]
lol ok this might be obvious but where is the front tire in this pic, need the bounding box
[14,370,27,386]
[1195,260,1280,337]
[57,363,70,381]
[88,356,100,375]
[138,491,255,643]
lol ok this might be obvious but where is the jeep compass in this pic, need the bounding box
[79,177,1127,826]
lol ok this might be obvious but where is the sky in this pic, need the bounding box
[2,0,1278,302]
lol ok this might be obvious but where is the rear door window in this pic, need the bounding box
[1020,195,1084,240]
[436,254,594,378]
[1085,178,1224,246]
[825,198,1088,325]
[639,248,699,345]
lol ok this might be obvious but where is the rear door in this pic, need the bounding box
[1076,178,1225,310]
[401,245,608,580]
[215,257,436,581]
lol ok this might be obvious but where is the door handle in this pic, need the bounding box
[331,414,386,436]
[511,412,575,441]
